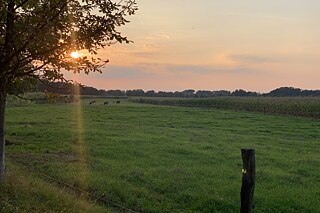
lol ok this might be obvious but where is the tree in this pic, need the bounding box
[213,90,230,96]
[195,90,213,98]
[267,87,302,97]
[232,89,259,97]
[145,90,155,97]
[182,89,195,98]
[105,89,125,96]
[0,0,137,180]
[126,89,144,96]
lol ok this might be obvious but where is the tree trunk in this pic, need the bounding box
[0,0,14,182]
[0,79,6,182]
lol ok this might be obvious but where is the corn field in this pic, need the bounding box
[131,97,320,119]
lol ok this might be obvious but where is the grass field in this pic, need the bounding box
[1,98,320,212]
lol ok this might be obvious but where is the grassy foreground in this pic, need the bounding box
[1,162,109,213]
[2,99,320,212]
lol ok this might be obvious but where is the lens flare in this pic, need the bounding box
[72,82,89,187]
[68,2,88,187]
[71,51,79,58]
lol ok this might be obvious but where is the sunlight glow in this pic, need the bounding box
[67,2,88,187]
[71,51,79,59]
[72,82,89,188]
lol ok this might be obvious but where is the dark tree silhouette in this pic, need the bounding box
[0,0,137,180]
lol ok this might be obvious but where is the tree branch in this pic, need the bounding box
[3,1,69,66]
[14,0,31,11]
[2,0,15,68]
[37,78,73,90]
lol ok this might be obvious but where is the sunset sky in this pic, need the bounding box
[73,0,320,92]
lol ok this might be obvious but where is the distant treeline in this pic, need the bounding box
[35,82,320,97]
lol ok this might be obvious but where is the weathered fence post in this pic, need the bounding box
[240,149,255,213]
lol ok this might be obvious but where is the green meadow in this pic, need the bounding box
[1,98,320,212]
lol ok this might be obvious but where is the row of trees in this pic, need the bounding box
[267,87,320,97]
[36,83,320,97]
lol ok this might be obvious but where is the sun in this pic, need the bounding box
[71,51,79,59]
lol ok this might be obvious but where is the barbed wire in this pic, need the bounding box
[9,159,139,213]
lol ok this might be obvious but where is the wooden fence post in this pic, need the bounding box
[240,149,255,213]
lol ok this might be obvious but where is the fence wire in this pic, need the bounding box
[8,159,139,213]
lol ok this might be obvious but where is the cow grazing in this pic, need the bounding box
[89,100,96,105]
[104,101,109,105]
[116,100,120,104]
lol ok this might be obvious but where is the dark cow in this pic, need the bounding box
[116,100,120,104]
[89,100,96,105]
[104,101,109,105]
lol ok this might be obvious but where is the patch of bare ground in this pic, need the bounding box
[8,152,79,166]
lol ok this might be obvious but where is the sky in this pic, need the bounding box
[73,0,320,92]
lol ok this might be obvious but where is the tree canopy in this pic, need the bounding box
[0,0,137,180]
[0,0,137,94]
